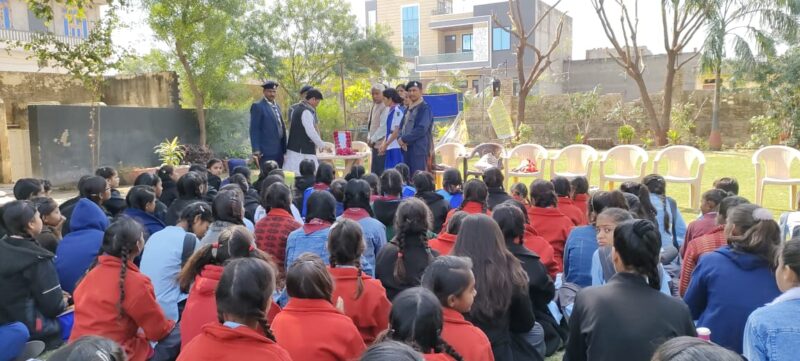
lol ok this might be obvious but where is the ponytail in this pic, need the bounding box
[727,204,781,268]
[613,219,662,290]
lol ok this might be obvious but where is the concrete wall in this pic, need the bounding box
[28,105,200,185]
[102,72,181,108]
[563,53,701,100]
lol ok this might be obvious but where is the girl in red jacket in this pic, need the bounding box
[327,219,391,344]
[179,258,292,361]
[382,287,464,361]
[179,226,279,348]
[443,179,491,228]
[422,256,494,361]
[272,253,366,360]
[570,177,590,221]
[70,217,175,361]
[429,211,468,256]
[552,176,587,226]
[528,179,574,272]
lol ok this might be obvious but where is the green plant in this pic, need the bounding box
[574,133,585,144]
[640,131,655,149]
[617,124,635,144]
[670,101,701,145]
[154,137,185,166]
[206,109,250,159]
[316,98,344,141]
[747,115,783,147]
[518,123,534,143]
[667,129,681,145]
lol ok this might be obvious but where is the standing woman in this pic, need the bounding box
[380,88,406,170]
[564,220,696,361]
[96,166,125,216]
[684,204,782,353]
[452,214,539,361]
[0,201,67,350]
[744,238,800,361]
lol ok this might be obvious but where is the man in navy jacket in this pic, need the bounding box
[398,80,433,175]
[250,80,287,168]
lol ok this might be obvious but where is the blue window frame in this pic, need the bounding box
[493,27,511,51]
[63,7,89,38]
[0,0,11,29]
[402,5,419,57]
[462,33,472,52]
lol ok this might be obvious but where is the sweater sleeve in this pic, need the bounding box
[683,255,710,321]
[127,277,175,341]
[743,313,768,361]
[302,110,324,149]
[563,291,587,361]
[28,259,67,318]
[508,290,535,333]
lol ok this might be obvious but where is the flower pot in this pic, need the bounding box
[120,167,157,186]
[174,165,191,177]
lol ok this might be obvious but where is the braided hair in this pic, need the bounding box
[613,219,662,290]
[457,179,488,213]
[328,219,366,299]
[392,198,434,284]
[643,174,671,235]
[97,216,144,317]
[360,340,424,361]
[216,258,278,341]
[395,163,411,184]
[387,287,464,361]
[178,201,213,235]
[510,182,529,204]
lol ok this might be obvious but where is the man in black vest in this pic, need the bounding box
[284,89,325,174]
[249,80,287,168]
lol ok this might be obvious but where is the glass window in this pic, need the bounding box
[63,7,89,38]
[402,5,419,57]
[367,10,376,28]
[0,0,10,29]
[493,27,511,51]
[462,33,473,52]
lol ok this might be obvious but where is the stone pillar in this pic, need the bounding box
[0,98,10,183]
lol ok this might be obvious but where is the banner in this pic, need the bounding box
[487,96,515,140]
[423,93,460,118]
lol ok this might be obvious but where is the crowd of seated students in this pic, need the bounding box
[1,161,798,361]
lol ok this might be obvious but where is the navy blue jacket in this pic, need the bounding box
[56,199,110,294]
[123,207,166,240]
[250,98,287,157]
[400,100,433,174]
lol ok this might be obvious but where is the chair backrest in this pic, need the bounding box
[435,143,467,167]
[352,141,370,153]
[753,145,800,179]
[321,141,335,153]
[508,144,548,168]
[655,145,705,178]
[602,145,648,176]
[554,144,598,174]
[469,143,506,159]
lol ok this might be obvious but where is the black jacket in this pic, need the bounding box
[416,191,450,234]
[564,272,696,361]
[508,242,564,356]
[207,173,222,191]
[244,188,261,223]
[103,188,127,217]
[487,187,513,210]
[467,287,541,361]
[375,239,439,300]
[165,197,206,226]
[159,179,179,207]
[0,236,66,346]
[372,199,401,229]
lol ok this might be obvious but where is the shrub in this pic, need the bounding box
[617,124,635,144]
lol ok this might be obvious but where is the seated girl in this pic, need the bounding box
[200,189,247,246]
[255,182,302,279]
[96,166,126,217]
[436,168,463,209]
[134,172,169,222]
[122,185,166,239]
[528,179,574,272]
[31,196,65,254]
[302,163,335,218]
[341,179,387,275]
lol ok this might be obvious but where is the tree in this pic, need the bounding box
[747,47,800,146]
[493,0,565,131]
[11,2,125,169]
[591,0,707,146]
[26,0,127,21]
[244,0,400,103]
[701,0,800,150]
[143,0,250,146]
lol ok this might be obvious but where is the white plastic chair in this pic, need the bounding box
[549,144,598,183]
[351,141,371,168]
[505,144,548,187]
[653,145,706,209]
[598,145,648,191]
[434,143,467,188]
[752,145,800,208]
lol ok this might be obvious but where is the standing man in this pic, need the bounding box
[366,84,387,175]
[397,81,433,176]
[289,84,313,121]
[250,80,287,168]
[284,89,326,174]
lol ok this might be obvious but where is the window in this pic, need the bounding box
[462,33,473,52]
[367,10,376,29]
[401,5,419,57]
[472,79,480,93]
[493,27,511,51]
[63,7,88,38]
[0,0,10,29]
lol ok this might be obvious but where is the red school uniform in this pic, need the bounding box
[180,264,282,348]
[254,208,302,278]
[272,298,366,361]
[573,194,589,221]
[178,322,293,361]
[442,201,492,231]
[328,267,391,344]
[70,255,175,361]
[682,212,718,257]
[524,224,559,278]
[528,206,574,273]
[557,196,588,226]
[429,231,457,255]
[424,353,457,361]
[441,307,495,361]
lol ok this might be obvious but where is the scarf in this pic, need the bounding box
[303,218,332,235]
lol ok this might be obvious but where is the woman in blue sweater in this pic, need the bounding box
[684,204,782,353]
[339,179,386,276]
[744,238,800,361]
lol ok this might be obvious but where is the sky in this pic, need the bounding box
[113,0,707,60]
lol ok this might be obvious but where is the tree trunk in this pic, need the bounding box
[516,88,527,135]
[632,75,665,145]
[175,40,207,146]
[708,66,723,150]
[660,54,678,146]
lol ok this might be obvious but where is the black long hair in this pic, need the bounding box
[457,179,488,212]
[134,172,161,188]
[212,189,245,225]
[386,287,464,361]
[421,256,474,308]
[530,179,557,208]
[81,176,108,205]
[95,217,144,317]
[262,183,293,214]
[492,203,526,245]
[316,163,335,186]
[216,258,278,341]
[328,219,366,299]
[285,253,334,301]
[392,198,434,284]
[588,190,629,223]
[177,171,207,200]
[2,200,38,237]
[620,182,657,223]
[380,169,404,197]
[412,171,436,194]
[642,174,671,235]
[343,179,375,216]
[178,202,214,234]
[613,219,662,290]
[306,191,337,223]
[482,167,504,190]
[125,185,155,211]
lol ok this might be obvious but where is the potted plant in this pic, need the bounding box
[154,136,190,176]
[617,124,636,145]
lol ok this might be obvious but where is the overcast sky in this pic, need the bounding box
[114,0,707,60]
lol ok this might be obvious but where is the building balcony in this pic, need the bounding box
[0,28,86,47]
[415,51,490,72]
